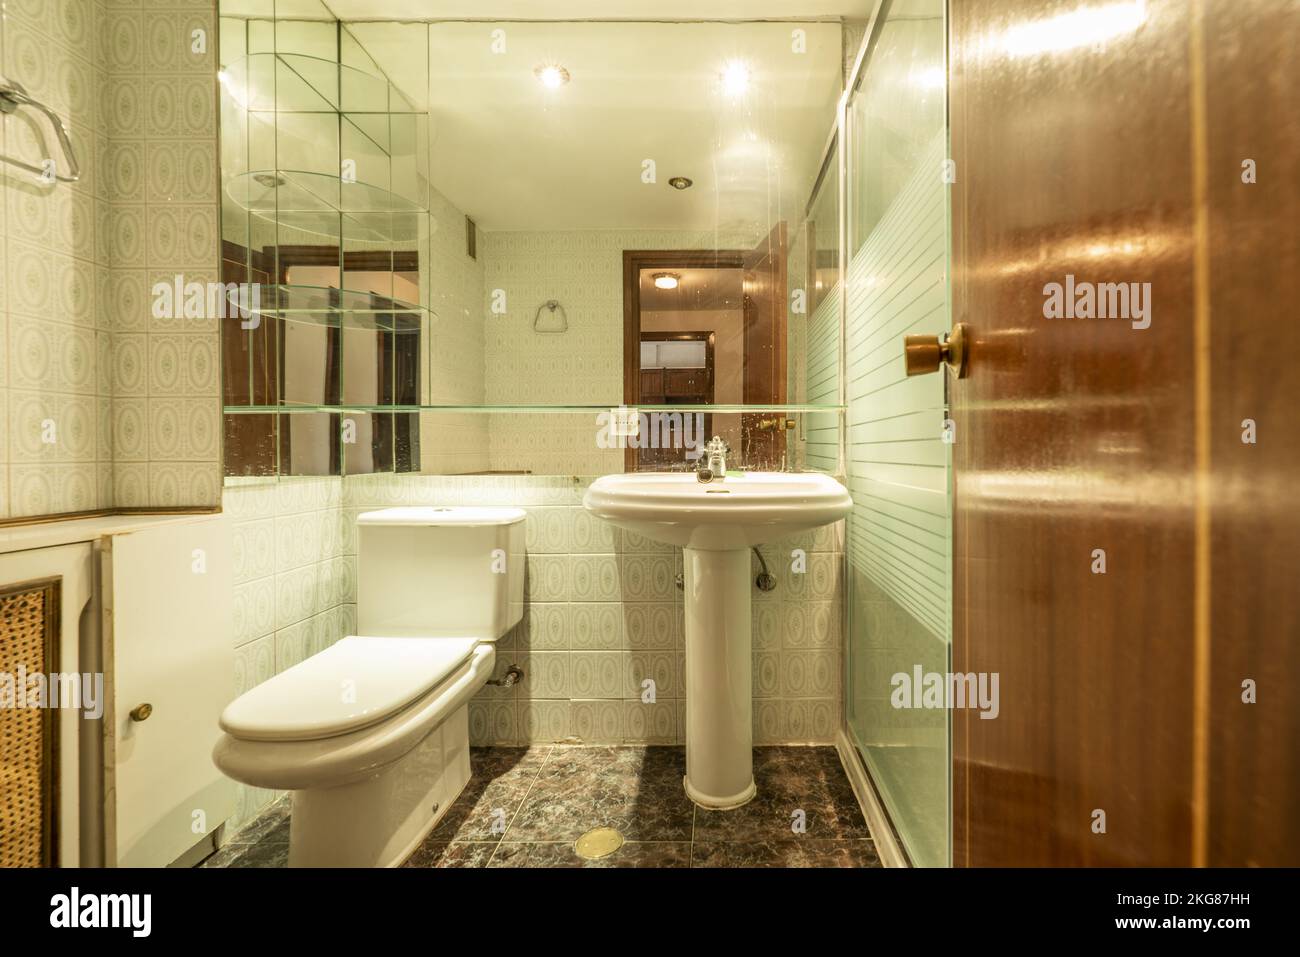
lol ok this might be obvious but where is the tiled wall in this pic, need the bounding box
[479,228,759,475]
[419,186,489,473]
[106,0,222,507]
[0,0,221,519]
[224,475,350,826]
[342,474,844,748]
[1,0,113,515]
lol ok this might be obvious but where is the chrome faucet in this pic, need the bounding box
[697,436,730,482]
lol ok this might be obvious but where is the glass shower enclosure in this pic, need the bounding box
[842,0,952,868]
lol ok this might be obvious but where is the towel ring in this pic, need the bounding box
[0,79,82,184]
[533,299,568,334]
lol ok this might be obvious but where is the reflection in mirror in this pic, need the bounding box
[220,10,849,477]
[219,11,430,476]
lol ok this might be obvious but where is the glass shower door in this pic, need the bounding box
[843,0,951,868]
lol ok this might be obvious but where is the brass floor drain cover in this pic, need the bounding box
[574,827,624,860]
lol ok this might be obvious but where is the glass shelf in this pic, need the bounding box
[223,404,845,414]
[237,284,428,330]
[221,52,421,115]
[226,170,427,216]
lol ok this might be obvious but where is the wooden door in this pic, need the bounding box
[741,222,788,468]
[949,0,1299,867]
[1201,0,1300,867]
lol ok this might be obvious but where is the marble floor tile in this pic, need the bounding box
[691,839,881,868]
[424,746,552,843]
[693,746,872,843]
[401,841,498,868]
[503,746,696,843]
[200,839,289,868]
[202,744,879,869]
[488,840,691,868]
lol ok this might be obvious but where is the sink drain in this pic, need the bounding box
[574,827,624,860]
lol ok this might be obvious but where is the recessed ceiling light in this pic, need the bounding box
[721,60,750,96]
[652,273,680,290]
[534,64,570,88]
[668,176,693,190]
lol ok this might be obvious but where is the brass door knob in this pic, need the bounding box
[904,323,969,378]
[130,703,153,722]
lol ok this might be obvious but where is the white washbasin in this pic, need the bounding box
[582,471,852,550]
[584,469,852,809]
[583,470,852,808]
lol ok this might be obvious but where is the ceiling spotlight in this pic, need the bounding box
[721,60,751,95]
[652,273,680,290]
[668,176,693,190]
[534,64,570,88]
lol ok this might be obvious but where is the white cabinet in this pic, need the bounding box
[0,513,234,867]
[103,515,235,867]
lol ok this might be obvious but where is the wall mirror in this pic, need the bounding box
[219,9,847,476]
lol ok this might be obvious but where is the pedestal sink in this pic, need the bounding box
[582,471,852,809]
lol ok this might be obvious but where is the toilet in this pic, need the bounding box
[212,506,525,867]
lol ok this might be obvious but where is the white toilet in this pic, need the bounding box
[212,506,525,867]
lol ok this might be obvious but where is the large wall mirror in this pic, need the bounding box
[219,9,847,476]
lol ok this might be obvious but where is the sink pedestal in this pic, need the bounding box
[681,547,755,809]
[582,469,852,810]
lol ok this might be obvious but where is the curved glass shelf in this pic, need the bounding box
[236,284,428,330]
[220,52,421,115]
[226,170,426,216]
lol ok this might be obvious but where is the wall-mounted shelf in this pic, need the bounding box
[236,283,427,331]
[222,404,845,414]
[221,52,422,116]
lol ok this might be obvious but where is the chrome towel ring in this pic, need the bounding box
[0,78,82,184]
[533,299,569,333]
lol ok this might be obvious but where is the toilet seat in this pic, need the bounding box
[213,642,495,792]
[220,636,479,742]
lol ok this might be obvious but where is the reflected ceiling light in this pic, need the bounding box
[917,66,945,89]
[720,60,751,95]
[668,176,693,190]
[534,64,570,88]
[652,273,680,290]
[1001,0,1147,57]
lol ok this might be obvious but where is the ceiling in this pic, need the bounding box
[349,20,843,232]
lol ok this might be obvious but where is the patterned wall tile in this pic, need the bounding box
[0,1,221,518]
[333,474,842,748]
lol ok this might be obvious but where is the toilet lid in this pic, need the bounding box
[220,636,479,742]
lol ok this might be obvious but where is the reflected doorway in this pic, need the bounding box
[622,225,788,472]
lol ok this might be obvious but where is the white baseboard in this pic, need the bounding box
[835,728,909,868]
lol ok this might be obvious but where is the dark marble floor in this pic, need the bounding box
[201,745,881,869]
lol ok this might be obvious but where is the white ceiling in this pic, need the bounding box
[349,20,843,232]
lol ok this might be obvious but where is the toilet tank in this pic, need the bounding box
[356,507,525,641]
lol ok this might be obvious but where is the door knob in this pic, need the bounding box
[130,703,153,722]
[904,323,969,378]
